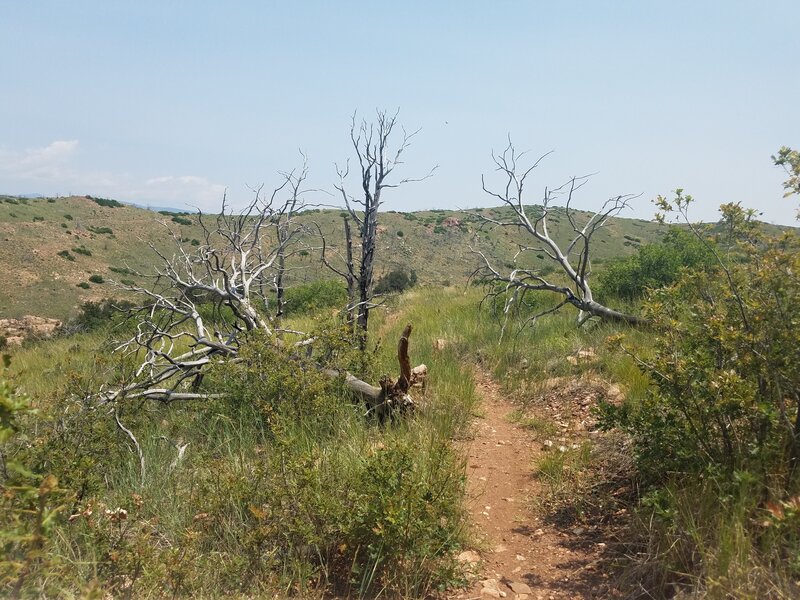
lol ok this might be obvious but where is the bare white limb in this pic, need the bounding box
[471,140,644,326]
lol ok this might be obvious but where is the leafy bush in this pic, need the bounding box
[596,228,714,300]
[190,238,200,246]
[87,196,123,208]
[76,282,90,289]
[374,268,417,294]
[63,214,73,220]
[88,274,104,284]
[60,223,68,228]
[32,216,44,222]
[396,230,404,237]
[601,195,800,594]
[171,216,192,226]
[282,279,347,316]
[72,245,91,256]
[88,226,113,235]
[65,298,133,332]
[109,266,136,276]
[57,250,75,261]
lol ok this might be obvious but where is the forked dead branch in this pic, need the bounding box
[473,141,645,327]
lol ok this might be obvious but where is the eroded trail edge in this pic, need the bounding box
[453,368,614,600]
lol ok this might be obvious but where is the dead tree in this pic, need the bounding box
[326,110,434,350]
[100,167,312,403]
[99,163,428,419]
[473,141,644,327]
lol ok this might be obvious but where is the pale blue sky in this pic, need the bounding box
[1,1,798,223]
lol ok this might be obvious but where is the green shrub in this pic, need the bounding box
[65,298,133,333]
[4,198,18,205]
[88,196,123,208]
[32,216,44,222]
[190,238,200,246]
[88,274,104,284]
[396,230,404,237]
[72,245,92,256]
[283,279,347,316]
[76,282,90,289]
[109,266,136,276]
[63,214,73,220]
[374,268,417,294]
[171,216,192,226]
[60,223,68,228]
[57,250,75,261]
[433,225,445,234]
[596,228,714,300]
[47,198,56,203]
[88,226,113,235]
[600,197,800,595]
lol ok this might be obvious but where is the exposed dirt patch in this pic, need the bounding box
[451,368,627,600]
[0,315,62,345]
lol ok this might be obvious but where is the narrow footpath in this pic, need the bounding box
[451,368,616,600]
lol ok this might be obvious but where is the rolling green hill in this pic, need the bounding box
[0,194,672,320]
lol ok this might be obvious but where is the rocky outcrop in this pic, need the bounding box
[0,315,62,345]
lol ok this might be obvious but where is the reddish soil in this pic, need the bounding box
[450,369,621,600]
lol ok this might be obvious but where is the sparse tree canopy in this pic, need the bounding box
[473,141,644,327]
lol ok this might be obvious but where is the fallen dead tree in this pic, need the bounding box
[97,162,427,422]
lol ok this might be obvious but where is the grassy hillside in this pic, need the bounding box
[3,193,791,323]
[0,195,671,320]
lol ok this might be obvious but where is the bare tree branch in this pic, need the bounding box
[326,109,435,350]
[471,140,645,326]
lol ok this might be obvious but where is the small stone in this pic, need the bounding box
[509,581,532,595]
[515,554,526,561]
[533,528,544,536]
[494,543,508,553]
[481,578,502,598]
[457,550,481,564]
[572,527,585,535]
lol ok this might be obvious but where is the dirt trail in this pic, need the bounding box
[451,368,614,600]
